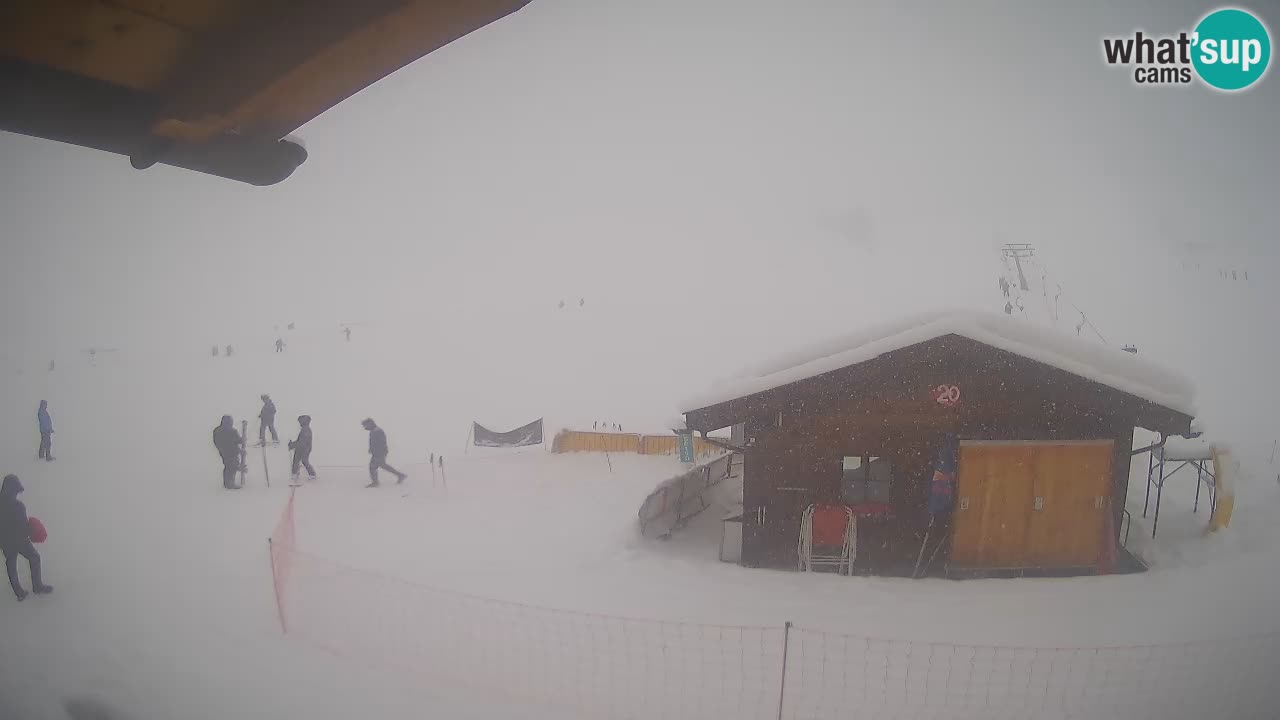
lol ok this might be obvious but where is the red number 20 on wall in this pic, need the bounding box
[934,384,961,406]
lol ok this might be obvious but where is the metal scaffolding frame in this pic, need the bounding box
[1143,443,1216,539]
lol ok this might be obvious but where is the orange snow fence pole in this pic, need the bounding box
[269,488,297,634]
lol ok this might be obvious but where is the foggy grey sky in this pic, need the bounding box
[3,0,1278,441]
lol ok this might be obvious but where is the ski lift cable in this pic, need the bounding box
[1041,266,1108,345]
[1039,266,1108,345]
[1019,248,1102,343]
[999,247,1109,345]
[1052,278,1108,345]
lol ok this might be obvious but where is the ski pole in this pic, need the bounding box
[912,520,933,579]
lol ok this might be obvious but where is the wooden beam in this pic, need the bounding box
[0,0,192,91]
[151,0,532,142]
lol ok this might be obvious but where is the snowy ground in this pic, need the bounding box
[2,328,1279,719]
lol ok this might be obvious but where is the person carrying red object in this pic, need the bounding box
[0,474,52,601]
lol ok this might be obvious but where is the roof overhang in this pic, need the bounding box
[1,0,531,185]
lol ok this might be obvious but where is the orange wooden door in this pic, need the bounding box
[951,441,1113,570]
[1025,442,1114,568]
[950,443,1035,568]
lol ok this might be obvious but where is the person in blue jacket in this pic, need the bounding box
[1,474,52,600]
[37,400,54,461]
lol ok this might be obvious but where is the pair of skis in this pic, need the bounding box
[236,420,272,489]
[237,421,249,489]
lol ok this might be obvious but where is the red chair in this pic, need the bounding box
[799,504,856,574]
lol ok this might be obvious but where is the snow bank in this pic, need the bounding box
[682,310,1196,416]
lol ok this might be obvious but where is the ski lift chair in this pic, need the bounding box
[799,504,857,574]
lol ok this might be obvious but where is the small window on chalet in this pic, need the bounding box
[841,455,893,503]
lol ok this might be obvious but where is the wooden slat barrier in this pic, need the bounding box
[551,430,722,457]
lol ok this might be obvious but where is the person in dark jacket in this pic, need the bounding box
[361,418,406,488]
[37,400,54,461]
[289,415,316,483]
[1,474,52,600]
[258,394,278,445]
[212,415,244,490]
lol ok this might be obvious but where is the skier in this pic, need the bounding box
[275,338,285,353]
[226,344,233,357]
[212,415,243,490]
[1,474,53,600]
[289,415,317,484]
[344,327,351,342]
[37,400,54,461]
[211,345,219,357]
[1003,301,1013,315]
[361,418,406,488]
[258,394,279,445]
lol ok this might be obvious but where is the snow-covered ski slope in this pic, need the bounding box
[1,320,1279,718]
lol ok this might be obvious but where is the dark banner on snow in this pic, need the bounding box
[473,419,544,448]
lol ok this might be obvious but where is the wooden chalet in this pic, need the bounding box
[681,311,1196,577]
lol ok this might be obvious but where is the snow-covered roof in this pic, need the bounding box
[1162,436,1213,461]
[681,310,1196,416]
